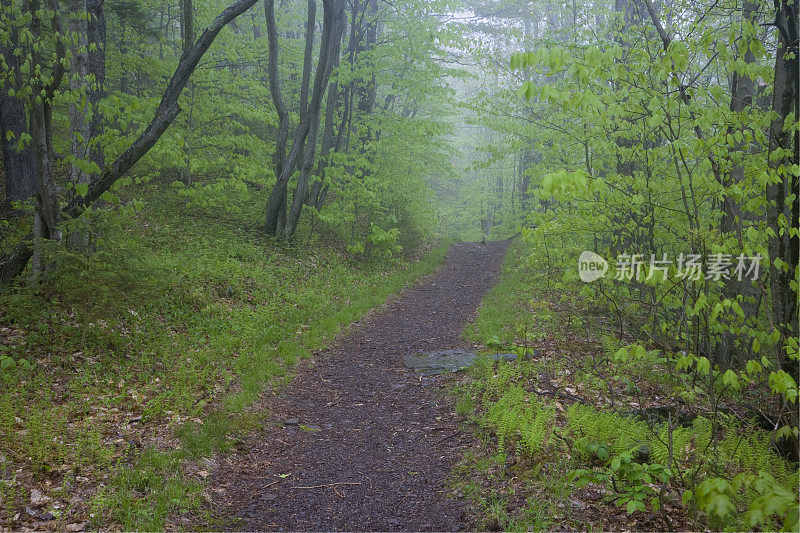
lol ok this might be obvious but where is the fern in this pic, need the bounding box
[482,384,555,456]
[566,404,651,457]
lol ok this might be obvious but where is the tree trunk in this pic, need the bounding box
[29,103,60,278]
[356,0,377,120]
[765,0,798,459]
[180,0,194,185]
[68,0,90,189]
[767,0,799,370]
[307,34,342,209]
[180,0,194,58]
[284,2,344,237]
[298,0,316,123]
[265,0,343,237]
[87,0,106,171]
[263,0,290,234]
[712,0,759,367]
[293,0,316,179]
[0,97,38,207]
[67,0,95,250]
[283,0,346,238]
[0,0,38,210]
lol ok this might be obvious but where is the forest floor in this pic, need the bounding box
[0,194,453,531]
[200,241,508,531]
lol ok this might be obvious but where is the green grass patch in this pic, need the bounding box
[0,189,450,529]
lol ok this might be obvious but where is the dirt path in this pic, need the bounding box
[207,241,508,531]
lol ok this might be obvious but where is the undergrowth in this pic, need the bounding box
[0,188,449,530]
[454,239,799,532]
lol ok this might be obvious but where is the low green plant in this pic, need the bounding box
[688,472,799,532]
[91,448,202,531]
[571,451,672,514]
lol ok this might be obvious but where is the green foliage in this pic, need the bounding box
[91,448,202,531]
[457,240,799,530]
[0,187,450,528]
[692,472,800,532]
[482,382,555,455]
[571,451,671,514]
[567,404,651,458]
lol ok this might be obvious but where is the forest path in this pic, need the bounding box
[206,241,508,531]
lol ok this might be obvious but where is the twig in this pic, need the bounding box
[291,482,362,489]
[436,430,462,443]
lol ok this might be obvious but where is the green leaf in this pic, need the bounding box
[614,347,629,362]
[0,356,15,371]
[722,369,740,390]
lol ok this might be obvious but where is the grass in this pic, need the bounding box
[0,186,450,530]
[452,239,799,532]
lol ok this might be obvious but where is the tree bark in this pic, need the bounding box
[263,0,290,233]
[68,0,90,190]
[293,0,317,179]
[180,0,194,58]
[29,103,60,278]
[87,0,106,170]
[711,0,759,367]
[766,0,799,380]
[285,3,344,237]
[298,0,316,123]
[307,26,344,210]
[66,0,95,250]
[0,0,38,209]
[0,97,38,207]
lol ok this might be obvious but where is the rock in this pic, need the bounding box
[262,494,277,502]
[569,498,587,509]
[387,519,401,527]
[29,488,50,507]
[65,522,87,532]
[25,506,54,521]
[284,418,300,426]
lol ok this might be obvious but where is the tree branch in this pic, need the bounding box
[64,0,258,218]
[1,0,258,285]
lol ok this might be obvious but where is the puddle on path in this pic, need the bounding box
[403,349,517,375]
